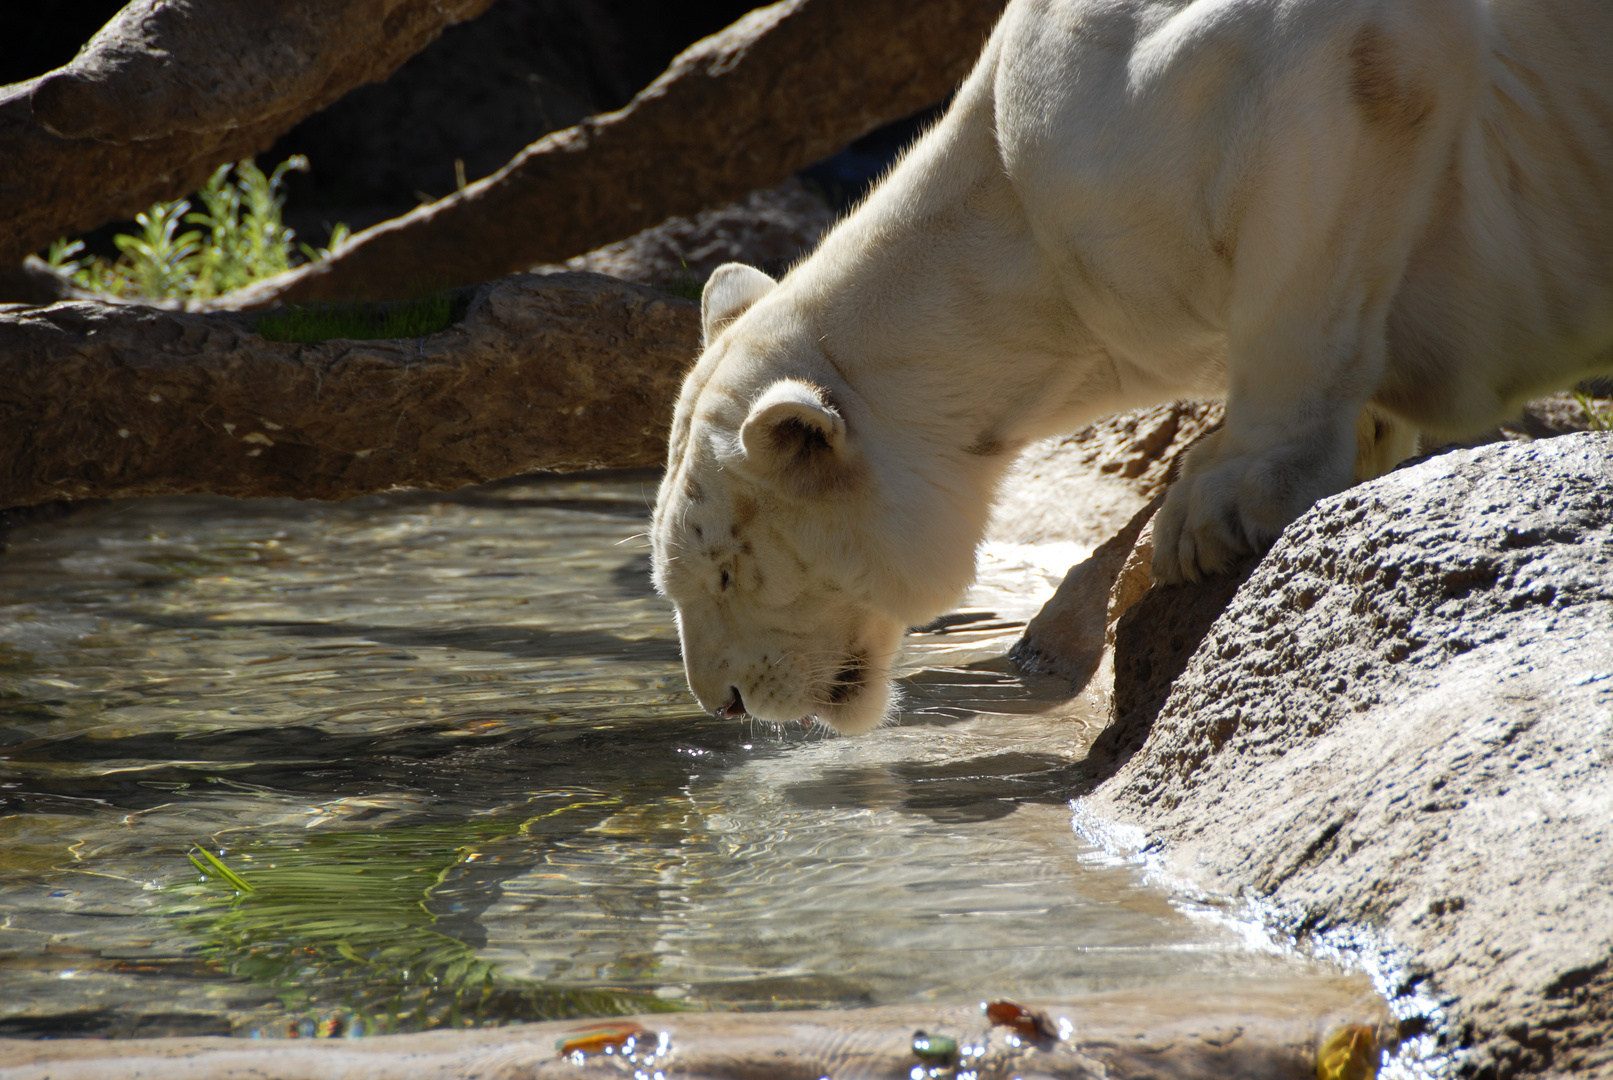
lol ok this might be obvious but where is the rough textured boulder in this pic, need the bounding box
[271,0,761,235]
[0,0,497,276]
[1084,434,1613,1078]
[1100,543,1260,748]
[989,400,1222,550]
[1002,400,1222,687]
[551,178,836,287]
[1011,392,1606,709]
[223,0,1008,307]
[1009,495,1162,689]
[0,273,698,507]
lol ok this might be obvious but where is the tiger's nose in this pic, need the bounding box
[716,687,746,719]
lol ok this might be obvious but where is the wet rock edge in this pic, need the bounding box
[1082,432,1613,1079]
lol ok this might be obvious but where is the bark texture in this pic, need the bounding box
[221,0,1008,308]
[0,274,698,508]
[0,0,497,276]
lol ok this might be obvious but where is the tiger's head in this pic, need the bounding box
[650,264,984,734]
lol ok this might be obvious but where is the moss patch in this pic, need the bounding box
[256,293,458,343]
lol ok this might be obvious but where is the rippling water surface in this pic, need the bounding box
[0,473,1332,1039]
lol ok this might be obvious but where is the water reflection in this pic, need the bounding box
[0,472,1331,1038]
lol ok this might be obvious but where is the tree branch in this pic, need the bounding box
[221,0,1007,308]
[0,0,497,279]
[0,274,697,507]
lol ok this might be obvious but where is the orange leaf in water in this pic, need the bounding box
[556,1022,652,1056]
[1316,1024,1379,1080]
[983,999,1056,1040]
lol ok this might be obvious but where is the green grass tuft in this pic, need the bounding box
[663,259,703,301]
[1572,389,1613,432]
[256,293,457,343]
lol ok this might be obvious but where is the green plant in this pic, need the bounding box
[1572,389,1613,432]
[45,157,347,302]
[299,223,351,265]
[664,260,703,302]
[190,846,254,893]
[117,200,203,296]
[256,293,457,343]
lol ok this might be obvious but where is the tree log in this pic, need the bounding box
[220,0,1008,308]
[0,0,497,278]
[0,274,698,508]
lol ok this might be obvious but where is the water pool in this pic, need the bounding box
[0,472,1340,1040]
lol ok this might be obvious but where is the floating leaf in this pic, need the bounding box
[1316,1024,1379,1080]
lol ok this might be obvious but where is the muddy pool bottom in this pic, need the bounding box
[0,471,1388,1073]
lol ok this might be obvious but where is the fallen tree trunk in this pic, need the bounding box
[221,0,1007,308]
[0,274,698,508]
[0,0,496,278]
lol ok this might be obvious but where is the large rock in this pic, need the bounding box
[1092,543,1259,769]
[1083,434,1613,1078]
[1008,495,1162,689]
[225,0,1010,306]
[1000,400,1222,687]
[552,179,836,288]
[0,273,698,507]
[1006,392,1611,698]
[0,0,498,275]
[990,400,1222,550]
[273,0,761,236]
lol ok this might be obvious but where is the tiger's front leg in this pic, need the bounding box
[1145,3,1476,582]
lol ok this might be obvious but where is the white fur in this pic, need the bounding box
[653,0,1613,732]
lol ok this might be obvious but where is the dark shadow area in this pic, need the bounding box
[784,750,1096,825]
[0,1009,233,1040]
[0,703,757,817]
[102,609,681,664]
[799,100,949,212]
[0,499,103,555]
[1083,556,1258,785]
[610,554,657,598]
[267,0,768,237]
[0,0,127,85]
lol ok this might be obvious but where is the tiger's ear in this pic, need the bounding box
[701,263,776,346]
[739,380,857,497]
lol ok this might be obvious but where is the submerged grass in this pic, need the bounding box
[179,810,679,1035]
[255,293,458,343]
[190,847,253,893]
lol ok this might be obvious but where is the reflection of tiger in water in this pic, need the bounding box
[652,0,1613,733]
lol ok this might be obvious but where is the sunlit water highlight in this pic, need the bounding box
[1,472,1347,1039]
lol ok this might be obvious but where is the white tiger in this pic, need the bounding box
[651,0,1613,733]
